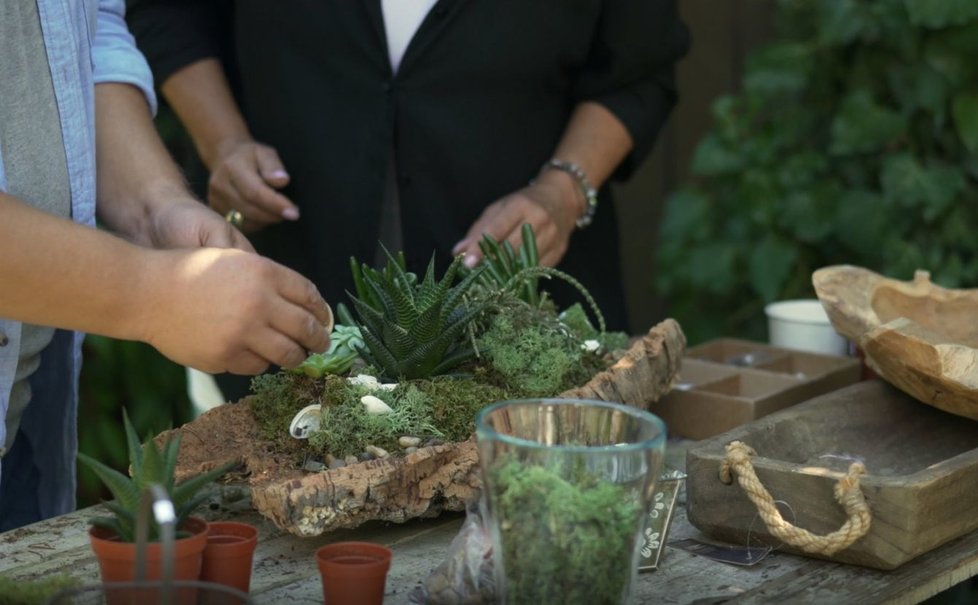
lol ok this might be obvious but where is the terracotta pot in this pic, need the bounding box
[316,541,392,605]
[200,521,258,597]
[89,516,208,605]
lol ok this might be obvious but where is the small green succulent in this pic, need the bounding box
[291,324,365,378]
[347,251,488,380]
[78,410,234,542]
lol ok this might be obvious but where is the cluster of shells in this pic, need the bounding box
[288,374,442,472]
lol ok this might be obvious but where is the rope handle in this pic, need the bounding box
[719,441,872,556]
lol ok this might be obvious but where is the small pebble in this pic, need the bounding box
[328,458,347,469]
[404,446,418,455]
[425,438,445,447]
[348,374,380,389]
[324,453,336,466]
[344,455,359,465]
[302,460,325,472]
[365,444,390,459]
[398,436,421,448]
[359,451,375,462]
[361,394,393,415]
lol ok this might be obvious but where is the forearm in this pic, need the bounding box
[161,58,252,169]
[553,102,634,187]
[0,192,159,341]
[94,82,194,244]
[539,101,635,215]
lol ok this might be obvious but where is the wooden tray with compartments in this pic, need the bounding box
[649,338,861,439]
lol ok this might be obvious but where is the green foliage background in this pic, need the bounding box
[655,0,978,344]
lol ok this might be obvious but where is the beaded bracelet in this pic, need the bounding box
[540,159,598,229]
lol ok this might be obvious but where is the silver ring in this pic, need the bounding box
[225,209,244,228]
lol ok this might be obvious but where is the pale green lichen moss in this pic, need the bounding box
[476,304,603,396]
[490,458,643,605]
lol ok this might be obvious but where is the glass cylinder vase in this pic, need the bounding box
[475,398,666,605]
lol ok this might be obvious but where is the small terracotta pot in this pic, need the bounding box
[316,541,392,605]
[89,516,208,605]
[200,521,259,597]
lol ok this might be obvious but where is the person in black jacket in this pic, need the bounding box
[127,0,690,402]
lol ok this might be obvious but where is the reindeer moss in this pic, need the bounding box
[490,459,643,605]
[308,384,441,457]
[477,311,599,396]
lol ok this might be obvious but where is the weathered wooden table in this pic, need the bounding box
[2,477,977,605]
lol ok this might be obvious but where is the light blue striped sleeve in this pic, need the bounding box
[92,0,158,115]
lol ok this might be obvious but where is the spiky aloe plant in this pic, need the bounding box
[78,410,234,542]
[348,251,488,380]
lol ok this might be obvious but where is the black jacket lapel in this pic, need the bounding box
[397,0,469,75]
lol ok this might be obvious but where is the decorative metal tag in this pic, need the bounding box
[638,470,686,572]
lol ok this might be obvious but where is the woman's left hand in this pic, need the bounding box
[452,169,583,268]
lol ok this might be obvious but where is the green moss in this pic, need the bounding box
[250,373,327,453]
[408,376,514,442]
[477,308,597,396]
[0,573,80,605]
[490,459,643,605]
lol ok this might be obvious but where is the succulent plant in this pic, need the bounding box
[291,324,365,378]
[475,225,608,334]
[476,223,544,307]
[78,410,234,542]
[347,251,488,380]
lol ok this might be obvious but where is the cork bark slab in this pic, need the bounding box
[813,265,978,420]
[163,318,686,536]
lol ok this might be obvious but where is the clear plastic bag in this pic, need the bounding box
[409,498,496,604]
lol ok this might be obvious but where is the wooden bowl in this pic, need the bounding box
[813,265,978,420]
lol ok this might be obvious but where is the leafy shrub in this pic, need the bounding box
[656,0,978,343]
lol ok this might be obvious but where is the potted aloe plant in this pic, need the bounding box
[78,410,235,587]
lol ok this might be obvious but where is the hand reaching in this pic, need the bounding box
[140,247,332,375]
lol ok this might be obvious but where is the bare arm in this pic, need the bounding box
[94,82,250,250]
[453,101,633,267]
[0,83,332,375]
[161,58,298,229]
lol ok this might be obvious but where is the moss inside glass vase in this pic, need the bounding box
[489,459,644,605]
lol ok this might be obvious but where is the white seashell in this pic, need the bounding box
[365,444,390,459]
[398,436,421,448]
[289,404,323,439]
[580,339,601,352]
[361,395,393,415]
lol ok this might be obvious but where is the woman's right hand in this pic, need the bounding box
[207,140,300,232]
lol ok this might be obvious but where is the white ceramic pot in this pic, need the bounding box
[765,299,849,357]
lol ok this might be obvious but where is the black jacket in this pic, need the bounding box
[128,0,689,333]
